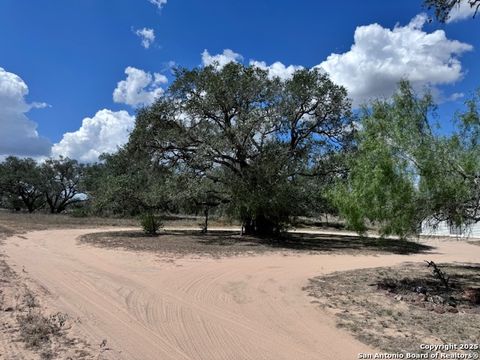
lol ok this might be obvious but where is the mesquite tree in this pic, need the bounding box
[129,62,353,235]
[331,82,480,237]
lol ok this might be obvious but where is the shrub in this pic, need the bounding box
[17,310,67,349]
[70,206,90,218]
[140,213,162,235]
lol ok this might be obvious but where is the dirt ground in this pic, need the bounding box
[0,210,236,234]
[0,214,113,359]
[305,263,480,356]
[0,257,99,359]
[1,212,480,359]
[469,239,480,247]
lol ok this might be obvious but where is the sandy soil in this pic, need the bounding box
[2,228,480,360]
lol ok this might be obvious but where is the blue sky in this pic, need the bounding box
[1,0,479,161]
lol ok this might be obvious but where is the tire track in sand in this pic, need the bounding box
[3,229,480,360]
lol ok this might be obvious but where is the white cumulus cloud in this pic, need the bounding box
[446,1,477,23]
[52,109,135,163]
[201,49,243,69]
[148,0,167,9]
[113,66,168,107]
[0,67,51,157]
[249,60,303,81]
[317,14,473,105]
[134,27,155,49]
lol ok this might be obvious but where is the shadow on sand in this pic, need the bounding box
[183,231,434,255]
[81,230,435,256]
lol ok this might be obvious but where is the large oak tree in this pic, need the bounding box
[128,62,353,235]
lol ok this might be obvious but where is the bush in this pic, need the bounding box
[70,206,90,218]
[140,213,162,235]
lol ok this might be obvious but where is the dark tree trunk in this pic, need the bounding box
[202,206,209,233]
[243,217,255,235]
[242,215,279,236]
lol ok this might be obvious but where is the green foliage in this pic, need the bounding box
[332,81,480,237]
[330,81,434,237]
[0,156,44,212]
[40,157,84,213]
[226,142,308,234]
[70,206,90,218]
[140,213,162,235]
[419,89,480,226]
[0,156,85,214]
[85,150,172,216]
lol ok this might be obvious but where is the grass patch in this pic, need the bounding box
[0,210,238,238]
[305,262,480,355]
[0,210,139,235]
[79,230,433,257]
[12,287,69,359]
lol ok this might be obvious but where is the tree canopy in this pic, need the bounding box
[41,157,85,213]
[331,81,480,237]
[0,157,44,213]
[0,157,85,214]
[128,62,353,234]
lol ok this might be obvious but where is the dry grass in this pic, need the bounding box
[0,210,238,238]
[0,210,139,235]
[305,262,480,355]
[0,259,95,359]
[0,259,75,359]
[16,290,68,359]
[0,211,99,359]
[79,230,432,258]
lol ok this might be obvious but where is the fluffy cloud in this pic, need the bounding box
[317,14,473,105]
[148,0,167,9]
[201,49,243,69]
[53,66,167,162]
[134,27,155,49]
[249,60,303,81]
[113,66,167,107]
[52,109,135,163]
[0,67,51,157]
[446,1,477,23]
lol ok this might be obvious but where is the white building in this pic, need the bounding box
[421,220,480,238]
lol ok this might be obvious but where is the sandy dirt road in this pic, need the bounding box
[3,229,480,360]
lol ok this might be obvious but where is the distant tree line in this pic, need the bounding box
[0,157,84,214]
[1,62,479,239]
